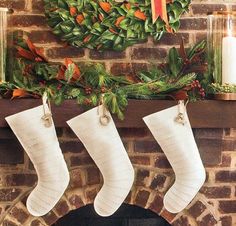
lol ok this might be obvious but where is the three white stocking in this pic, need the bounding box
[6,99,206,216]
[6,104,69,216]
[143,102,206,213]
[67,106,134,217]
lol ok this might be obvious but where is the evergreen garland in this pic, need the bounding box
[0,36,207,120]
[44,0,191,51]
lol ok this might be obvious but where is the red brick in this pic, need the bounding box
[60,141,85,153]
[155,156,171,169]
[32,0,44,13]
[188,201,206,218]
[134,140,163,153]
[110,63,148,76]
[191,4,226,15]
[42,211,58,225]
[200,186,231,199]
[89,50,126,60]
[62,128,79,139]
[180,18,207,31]
[134,190,150,207]
[196,138,222,166]
[70,156,94,167]
[30,219,46,226]
[0,188,21,201]
[150,174,166,190]
[196,32,207,42]
[219,201,236,214]
[54,200,70,217]
[130,156,150,165]
[198,213,218,226]
[222,140,236,152]
[135,169,150,186]
[70,169,84,188]
[215,170,236,183]
[194,129,223,139]
[0,139,24,165]
[68,194,84,209]
[131,48,167,60]
[10,206,29,224]
[172,215,191,226]
[2,220,18,226]
[161,209,176,223]
[117,128,150,139]
[156,33,189,45]
[85,188,97,203]
[46,46,85,59]
[5,174,37,187]
[0,0,26,11]
[11,15,46,27]
[149,194,163,214]
[86,167,100,185]
[29,31,61,44]
[221,216,232,226]
[219,154,231,167]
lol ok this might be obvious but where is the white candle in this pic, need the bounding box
[222,35,236,84]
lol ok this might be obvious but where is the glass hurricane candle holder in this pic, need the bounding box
[207,11,236,99]
[0,8,9,83]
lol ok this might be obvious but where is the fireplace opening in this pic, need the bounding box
[53,204,171,226]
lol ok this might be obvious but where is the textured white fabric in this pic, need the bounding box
[67,106,134,217]
[6,105,70,216]
[143,104,206,213]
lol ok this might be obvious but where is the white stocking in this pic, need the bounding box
[67,106,134,217]
[143,102,206,213]
[6,105,69,216]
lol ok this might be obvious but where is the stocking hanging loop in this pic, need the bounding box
[98,94,111,126]
[41,92,52,128]
[174,99,189,125]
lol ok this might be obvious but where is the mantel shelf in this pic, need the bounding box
[0,99,235,128]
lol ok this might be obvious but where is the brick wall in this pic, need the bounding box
[0,0,235,226]
[2,0,235,76]
[0,127,235,225]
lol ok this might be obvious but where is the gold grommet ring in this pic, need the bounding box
[99,114,111,126]
[41,113,52,128]
[42,92,53,128]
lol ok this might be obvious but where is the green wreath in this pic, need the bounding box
[44,0,191,51]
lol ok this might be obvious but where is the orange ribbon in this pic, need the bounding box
[151,0,169,28]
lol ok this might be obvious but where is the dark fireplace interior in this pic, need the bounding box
[53,204,171,226]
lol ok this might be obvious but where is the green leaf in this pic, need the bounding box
[101,30,116,41]
[187,40,207,60]
[119,18,130,30]
[113,6,126,16]
[58,0,68,9]
[65,63,75,82]
[67,88,81,98]
[168,47,182,77]
[90,93,98,105]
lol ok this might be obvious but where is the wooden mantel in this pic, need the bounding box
[0,99,235,128]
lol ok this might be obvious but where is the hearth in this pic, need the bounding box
[53,204,171,226]
[0,100,235,226]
